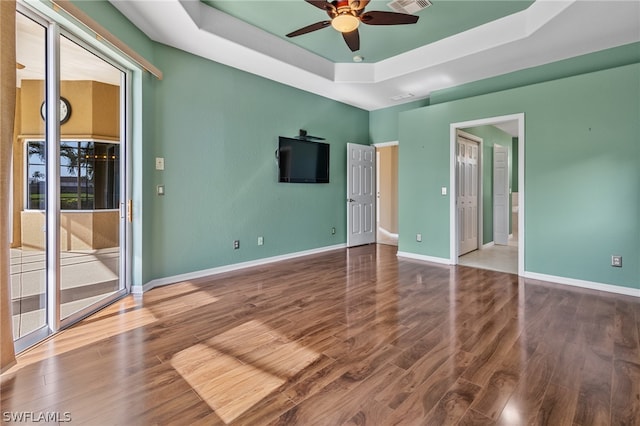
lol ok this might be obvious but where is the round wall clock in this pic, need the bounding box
[40,97,71,124]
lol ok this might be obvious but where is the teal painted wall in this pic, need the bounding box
[369,98,429,144]
[399,63,640,289]
[460,125,514,244]
[148,44,369,280]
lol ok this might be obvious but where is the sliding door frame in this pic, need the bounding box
[45,20,61,332]
[14,2,132,351]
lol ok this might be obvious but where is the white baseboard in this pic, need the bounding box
[524,271,640,298]
[396,251,453,265]
[482,241,495,249]
[133,243,347,294]
[132,245,639,299]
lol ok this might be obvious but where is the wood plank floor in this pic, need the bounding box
[2,244,639,425]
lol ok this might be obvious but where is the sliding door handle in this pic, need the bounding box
[127,200,133,223]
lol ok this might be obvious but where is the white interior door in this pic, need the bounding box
[493,144,509,245]
[457,136,479,256]
[347,143,375,247]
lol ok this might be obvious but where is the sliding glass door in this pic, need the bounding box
[12,6,129,351]
[58,34,125,324]
[11,11,48,346]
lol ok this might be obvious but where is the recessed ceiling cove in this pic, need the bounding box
[203,0,534,63]
[110,0,640,111]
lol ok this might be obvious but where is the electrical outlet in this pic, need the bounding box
[416,233,422,242]
[155,157,164,170]
[233,240,240,250]
[257,236,264,246]
[611,255,622,267]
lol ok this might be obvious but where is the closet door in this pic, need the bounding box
[457,135,479,256]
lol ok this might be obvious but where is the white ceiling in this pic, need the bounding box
[111,0,640,111]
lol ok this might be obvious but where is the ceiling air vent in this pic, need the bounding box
[387,0,432,14]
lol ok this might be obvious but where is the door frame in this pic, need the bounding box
[449,113,525,276]
[455,130,483,256]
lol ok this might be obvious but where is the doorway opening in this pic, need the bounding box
[450,114,525,276]
[374,142,398,247]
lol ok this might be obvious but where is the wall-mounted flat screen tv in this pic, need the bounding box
[278,136,330,183]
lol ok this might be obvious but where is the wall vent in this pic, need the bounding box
[387,0,432,14]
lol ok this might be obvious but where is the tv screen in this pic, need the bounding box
[278,137,330,183]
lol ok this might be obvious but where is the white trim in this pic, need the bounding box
[482,241,495,249]
[373,141,399,148]
[524,272,640,298]
[517,116,525,277]
[450,113,525,277]
[123,70,133,295]
[396,251,453,266]
[134,244,347,294]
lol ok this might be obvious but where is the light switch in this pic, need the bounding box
[441,186,447,196]
[155,157,165,170]
[157,185,165,196]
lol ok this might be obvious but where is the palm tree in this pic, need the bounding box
[28,140,95,209]
[30,170,44,184]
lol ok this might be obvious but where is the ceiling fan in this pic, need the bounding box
[286,0,419,52]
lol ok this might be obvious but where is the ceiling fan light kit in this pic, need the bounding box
[287,0,419,52]
[331,14,359,33]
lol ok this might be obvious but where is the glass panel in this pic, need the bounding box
[26,141,46,210]
[93,143,120,209]
[59,34,124,320]
[60,141,79,210]
[78,141,93,210]
[13,13,48,340]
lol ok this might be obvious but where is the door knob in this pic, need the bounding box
[347,198,355,202]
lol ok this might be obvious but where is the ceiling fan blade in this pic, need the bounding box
[360,11,419,25]
[342,29,360,52]
[305,0,331,10]
[286,21,332,38]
